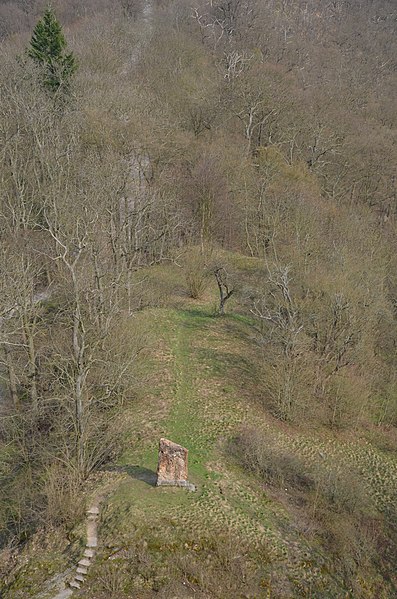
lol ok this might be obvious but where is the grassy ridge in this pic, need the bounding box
[4,285,396,597]
[83,300,396,597]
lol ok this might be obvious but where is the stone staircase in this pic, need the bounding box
[67,506,99,591]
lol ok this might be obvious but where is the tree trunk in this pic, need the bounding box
[214,268,234,315]
[22,315,38,411]
[4,345,19,409]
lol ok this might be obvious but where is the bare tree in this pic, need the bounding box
[251,265,311,421]
[214,266,234,315]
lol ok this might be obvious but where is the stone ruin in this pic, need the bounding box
[156,438,196,491]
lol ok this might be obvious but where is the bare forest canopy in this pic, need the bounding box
[0,0,141,39]
[0,0,397,597]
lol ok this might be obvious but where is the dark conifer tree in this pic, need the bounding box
[28,7,77,92]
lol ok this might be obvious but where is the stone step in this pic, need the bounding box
[75,574,85,583]
[87,506,99,515]
[78,558,91,568]
[87,537,97,548]
[76,566,88,575]
[84,548,95,558]
[69,580,81,589]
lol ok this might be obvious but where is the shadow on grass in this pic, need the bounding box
[179,307,256,332]
[196,346,259,378]
[178,307,215,324]
[104,465,157,487]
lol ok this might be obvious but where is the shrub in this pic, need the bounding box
[43,464,84,528]
[232,427,314,491]
[231,427,374,520]
[183,246,212,299]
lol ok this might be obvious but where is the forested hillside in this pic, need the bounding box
[0,1,396,597]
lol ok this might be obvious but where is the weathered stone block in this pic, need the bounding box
[156,438,195,490]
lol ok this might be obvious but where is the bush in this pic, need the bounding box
[230,426,389,588]
[182,246,212,299]
[231,427,374,519]
[43,464,85,528]
[232,427,314,491]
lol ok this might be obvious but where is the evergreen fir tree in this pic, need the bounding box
[28,7,77,93]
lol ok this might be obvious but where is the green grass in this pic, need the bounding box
[8,268,396,598]
[94,302,343,596]
[95,294,397,597]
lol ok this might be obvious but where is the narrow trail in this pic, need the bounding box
[121,0,153,75]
